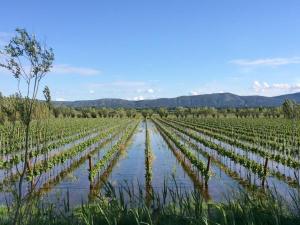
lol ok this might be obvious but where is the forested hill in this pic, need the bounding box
[54,92,300,108]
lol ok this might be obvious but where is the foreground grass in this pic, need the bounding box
[1,183,300,225]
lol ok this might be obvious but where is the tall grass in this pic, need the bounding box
[0,181,299,225]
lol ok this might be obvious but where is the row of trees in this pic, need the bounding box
[46,104,297,119]
[171,106,282,119]
[52,106,138,118]
[162,104,298,119]
[0,93,52,124]
[1,96,299,122]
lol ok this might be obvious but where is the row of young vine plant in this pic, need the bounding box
[0,118,119,154]
[0,119,134,193]
[158,117,300,187]
[152,119,210,184]
[144,120,153,205]
[167,118,300,168]
[89,120,140,182]
[35,122,131,196]
[179,117,300,156]
[162,120,260,190]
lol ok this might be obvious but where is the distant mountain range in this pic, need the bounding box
[54,92,300,109]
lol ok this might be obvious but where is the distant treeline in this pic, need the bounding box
[1,92,299,122]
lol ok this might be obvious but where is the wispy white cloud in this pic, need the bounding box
[0,32,12,47]
[88,80,157,100]
[188,85,226,96]
[0,67,9,75]
[0,63,101,76]
[230,57,300,67]
[91,80,146,88]
[51,64,101,76]
[189,91,200,96]
[55,97,66,101]
[136,88,155,94]
[0,32,100,76]
[133,96,145,101]
[147,88,154,93]
[253,80,300,95]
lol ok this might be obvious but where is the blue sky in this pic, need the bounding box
[1,0,300,101]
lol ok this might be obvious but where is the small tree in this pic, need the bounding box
[158,107,168,118]
[282,99,299,157]
[282,99,299,119]
[141,109,153,119]
[43,85,52,110]
[0,28,54,225]
[175,107,185,118]
[116,108,125,118]
[141,109,148,119]
[126,108,137,118]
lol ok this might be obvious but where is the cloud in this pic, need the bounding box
[0,32,12,46]
[136,88,155,94]
[189,90,225,96]
[253,81,261,92]
[253,80,300,95]
[91,80,146,88]
[55,97,66,101]
[51,64,101,76]
[189,91,200,96]
[230,57,300,67]
[147,88,154,93]
[133,96,144,101]
[0,67,9,75]
[89,90,95,94]
[87,80,157,100]
[0,61,101,77]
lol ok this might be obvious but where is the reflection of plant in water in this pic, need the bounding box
[65,173,77,182]
[153,119,210,200]
[171,164,177,177]
[144,120,154,206]
[89,121,139,181]
[89,150,122,199]
[89,123,140,200]
[154,119,210,179]
[173,128,258,190]
[27,126,120,181]
[2,180,300,225]
[35,129,124,197]
[161,118,300,187]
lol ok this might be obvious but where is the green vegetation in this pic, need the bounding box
[1,96,300,225]
[0,28,300,225]
[144,120,154,205]
[0,183,300,225]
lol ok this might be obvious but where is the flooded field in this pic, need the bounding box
[0,117,299,207]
